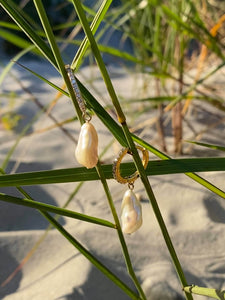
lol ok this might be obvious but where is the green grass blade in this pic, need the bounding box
[1,158,225,186]
[0,21,21,30]
[0,28,39,54]
[133,135,225,200]
[0,45,36,87]
[71,0,113,69]
[124,95,225,105]
[33,0,64,71]
[184,285,225,300]
[52,20,80,31]
[98,44,142,63]
[119,118,192,299]
[164,61,225,110]
[1,169,139,299]
[13,61,68,96]
[42,211,140,300]
[95,161,147,299]
[0,0,57,68]
[185,141,225,152]
[33,0,83,122]
[161,4,224,58]
[0,193,115,228]
[70,0,126,124]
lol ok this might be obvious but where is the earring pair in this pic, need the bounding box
[66,65,149,234]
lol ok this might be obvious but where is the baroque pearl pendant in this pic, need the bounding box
[75,122,98,169]
[121,189,142,234]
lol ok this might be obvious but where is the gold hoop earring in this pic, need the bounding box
[113,145,149,235]
[66,65,98,169]
[112,146,149,184]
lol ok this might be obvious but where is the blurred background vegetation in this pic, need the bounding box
[0,0,225,153]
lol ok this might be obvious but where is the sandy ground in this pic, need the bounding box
[0,59,225,300]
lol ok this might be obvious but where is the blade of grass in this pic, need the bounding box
[185,141,225,152]
[0,0,57,68]
[68,38,142,64]
[134,135,225,201]
[33,0,84,123]
[41,211,140,300]
[0,182,84,288]
[1,138,115,288]
[0,167,140,299]
[0,192,115,228]
[70,0,126,124]
[161,4,224,58]
[0,45,36,86]
[12,61,68,96]
[1,157,225,186]
[33,0,64,72]
[184,285,225,300]
[120,121,193,300]
[95,160,147,300]
[98,44,141,63]
[0,21,21,30]
[164,60,225,111]
[71,0,114,70]
[123,95,225,104]
[0,28,40,55]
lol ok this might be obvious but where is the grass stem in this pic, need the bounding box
[121,122,193,300]
[96,161,147,300]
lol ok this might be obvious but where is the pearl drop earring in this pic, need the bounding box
[113,146,149,234]
[66,65,98,169]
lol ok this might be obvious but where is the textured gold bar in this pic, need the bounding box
[65,64,86,114]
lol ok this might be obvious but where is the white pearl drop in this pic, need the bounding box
[75,122,98,169]
[121,189,142,234]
